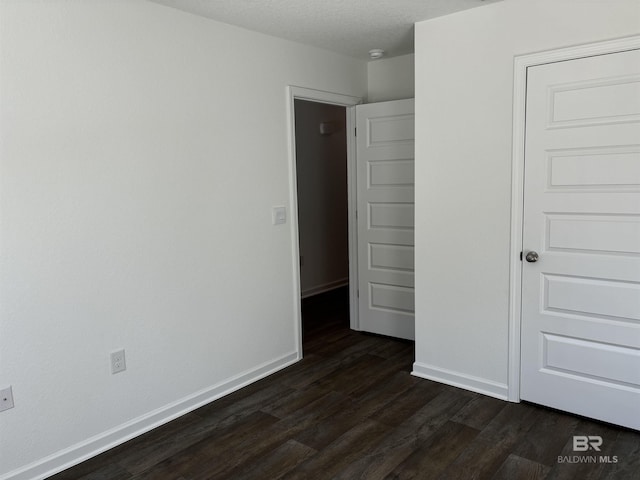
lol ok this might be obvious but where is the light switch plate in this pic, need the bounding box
[272,206,286,225]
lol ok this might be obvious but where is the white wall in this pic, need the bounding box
[0,1,366,478]
[413,0,640,398]
[367,54,415,103]
[294,100,349,297]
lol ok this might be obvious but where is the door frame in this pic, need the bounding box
[286,86,362,356]
[507,35,640,402]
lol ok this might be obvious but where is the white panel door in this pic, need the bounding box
[520,49,640,429]
[356,99,415,340]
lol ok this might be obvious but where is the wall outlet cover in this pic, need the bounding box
[110,349,127,374]
[0,386,14,412]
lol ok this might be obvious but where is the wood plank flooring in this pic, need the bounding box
[50,288,640,479]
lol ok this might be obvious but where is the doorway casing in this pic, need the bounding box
[286,86,362,357]
[508,34,640,402]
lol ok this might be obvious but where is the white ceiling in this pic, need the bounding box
[148,0,500,59]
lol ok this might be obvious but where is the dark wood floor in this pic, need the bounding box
[51,287,639,479]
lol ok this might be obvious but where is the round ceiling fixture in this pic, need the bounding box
[369,49,385,60]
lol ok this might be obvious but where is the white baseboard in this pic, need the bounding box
[301,278,348,299]
[2,351,301,480]
[412,362,509,401]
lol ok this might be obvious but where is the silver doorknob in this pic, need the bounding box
[525,251,539,263]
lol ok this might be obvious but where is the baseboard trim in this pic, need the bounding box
[301,278,348,299]
[1,351,301,480]
[412,362,509,401]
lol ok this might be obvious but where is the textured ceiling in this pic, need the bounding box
[147,0,500,59]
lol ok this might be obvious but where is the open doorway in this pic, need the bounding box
[294,100,349,299]
[294,99,350,344]
[286,86,361,356]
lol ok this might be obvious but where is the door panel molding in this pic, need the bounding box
[508,35,640,403]
[356,99,415,340]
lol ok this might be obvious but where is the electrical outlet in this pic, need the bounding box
[0,386,14,412]
[110,349,126,374]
